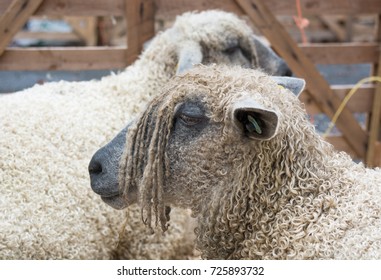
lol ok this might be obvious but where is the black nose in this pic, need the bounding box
[89,126,128,197]
[89,148,110,196]
[284,67,293,77]
[88,157,103,176]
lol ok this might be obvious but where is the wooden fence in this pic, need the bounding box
[0,0,380,166]
[0,0,155,70]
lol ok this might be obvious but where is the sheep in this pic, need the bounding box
[90,64,381,260]
[0,10,291,259]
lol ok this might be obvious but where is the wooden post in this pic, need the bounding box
[366,14,381,167]
[0,0,44,56]
[125,0,155,65]
[66,17,98,46]
[374,142,381,166]
[235,0,368,159]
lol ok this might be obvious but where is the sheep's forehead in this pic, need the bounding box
[174,11,251,40]
[165,66,284,114]
[171,66,280,97]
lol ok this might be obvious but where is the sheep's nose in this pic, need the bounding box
[89,148,109,196]
[88,157,103,176]
[88,126,128,197]
[284,67,293,77]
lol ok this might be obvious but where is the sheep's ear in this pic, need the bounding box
[233,98,279,141]
[272,76,305,97]
[176,40,203,74]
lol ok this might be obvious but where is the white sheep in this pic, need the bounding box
[0,10,290,259]
[91,64,381,260]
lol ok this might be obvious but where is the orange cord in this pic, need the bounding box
[293,0,310,44]
[293,0,313,124]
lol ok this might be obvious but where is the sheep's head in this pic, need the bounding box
[89,65,306,234]
[147,10,291,76]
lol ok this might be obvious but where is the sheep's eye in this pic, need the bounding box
[179,114,204,126]
[175,102,207,127]
[223,45,240,55]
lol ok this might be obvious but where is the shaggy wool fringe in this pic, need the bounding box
[121,98,182,232]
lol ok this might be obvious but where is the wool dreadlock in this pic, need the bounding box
[121,97,175,232]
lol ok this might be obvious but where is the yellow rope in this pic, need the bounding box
[322,76,381,139]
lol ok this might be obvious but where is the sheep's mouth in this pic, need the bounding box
[101,194,129,210]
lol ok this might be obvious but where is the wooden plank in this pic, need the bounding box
[366,14,381,167]
[126,0,141,64]
[0,0,125,16]
[154,0,244,20]
[155,0,381,19]
[301,85,375,114]
[345,15,354,42]
[14,31,79,42]
[366,70,381,166]
[264,0,381,15]
[235,0,368,158]
[373,141,381,166]
[65,17,97,46]
[300,43,379,65]
[283,0,381,15]
[0,0,44,56]
[319,16,347,42]
[15,38,379,66]
[125,0,155,64]
[4,45,375,75]
[1,0,381,17]
[325,136,358,159]
[0,47,128,70]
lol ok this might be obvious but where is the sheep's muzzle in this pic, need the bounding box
[89,126,134,209]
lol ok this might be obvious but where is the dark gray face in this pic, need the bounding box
[163,100,223,210]
[177,35,292,77]
[88,97,275,211]
[88,98,211,209]
[89,126,133,209]
[220,36,292,76]
[88,75,304,210]
[252,36,292,76]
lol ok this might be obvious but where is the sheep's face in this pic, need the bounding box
[162,10,292,76]
[89,65,305,223]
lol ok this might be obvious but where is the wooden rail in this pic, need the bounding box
[301,43,379,65]
[366,14,381,166]
[0,0,126,16]
[154,0,381,19]
[2,0,381,21]
[1,43,378,71]
[0,47,126,70]
[301,85,375,114]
